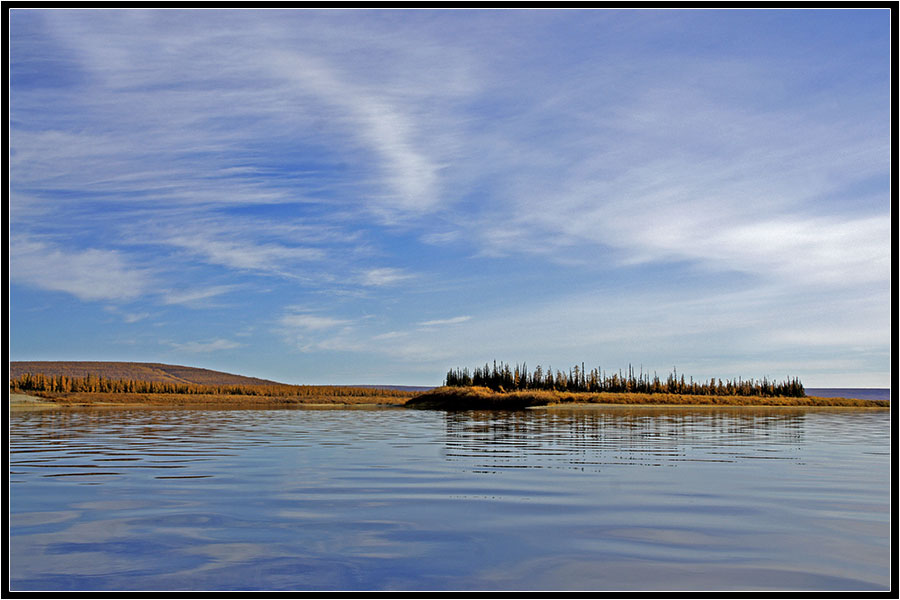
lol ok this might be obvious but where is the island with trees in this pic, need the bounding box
[404,361,888,409]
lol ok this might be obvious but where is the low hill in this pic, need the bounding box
[9,361,286,387]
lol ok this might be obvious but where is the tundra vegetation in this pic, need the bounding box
[9,372,415,406]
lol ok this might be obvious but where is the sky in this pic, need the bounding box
[8,8,893,388]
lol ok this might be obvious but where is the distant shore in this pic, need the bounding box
[10,362,888,409]
[10,388,889,410]
[8,391,411,409]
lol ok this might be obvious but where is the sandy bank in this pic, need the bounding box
[9,393,59,411]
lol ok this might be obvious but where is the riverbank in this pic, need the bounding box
[8,390,412,409]
[9,393,58,411]
[9,387,889,410]
[403,386,890,410]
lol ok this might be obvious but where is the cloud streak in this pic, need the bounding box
[163,285,241,308]
[418,316,472,327]
[360,268,415,287]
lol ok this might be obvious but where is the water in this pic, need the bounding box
[805,388,891,401]
[8,406,891,591]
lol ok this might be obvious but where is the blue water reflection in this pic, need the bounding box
[9,406,891,591]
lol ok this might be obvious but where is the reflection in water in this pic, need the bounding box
[444,408,806,470]
[8,406,891,591]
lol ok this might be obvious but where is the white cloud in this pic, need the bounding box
[371,331,408,341]
[418,316,472,327]
[360,267,414,287]
[163,234,324,275]
[420,231,462,245]
[267,41,462,218]
[280,312,352,331]
[163,285,240,307]
[122,312,151,323]
[104,305,152,323]
[10,236,153,302]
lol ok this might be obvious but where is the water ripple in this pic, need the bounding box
[8,406,891,591]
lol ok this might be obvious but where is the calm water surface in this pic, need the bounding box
[8,406,891,591]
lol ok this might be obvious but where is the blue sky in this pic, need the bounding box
[9,8,892,387]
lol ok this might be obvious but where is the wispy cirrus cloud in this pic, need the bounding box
[13,10,889,293]
[11,10,460,220]
[418,316,472,327]
[162,234,325,275]
[104,305,152,323]
[359,268,415,287]
[272,52,445,217]
[280,312,352,331]
[162,285,241,308]
[458,55,890,289]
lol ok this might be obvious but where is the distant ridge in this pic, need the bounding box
[8,361,287,387]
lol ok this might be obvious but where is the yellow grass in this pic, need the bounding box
[405,386,889,409]
[14,390,414,408]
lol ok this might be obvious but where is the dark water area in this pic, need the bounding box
[805,388,890,401]
[8,406,891,592]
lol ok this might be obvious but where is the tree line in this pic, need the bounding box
[444,361,806,398]
[9,372,413,398]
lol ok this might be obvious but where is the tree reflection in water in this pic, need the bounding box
[443,407,806,471]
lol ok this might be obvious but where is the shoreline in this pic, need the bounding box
[9,390,889,411]
[532,402,888,411]
[404,387,890,410]
[8,391,410,410]
[9,393,58,411]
